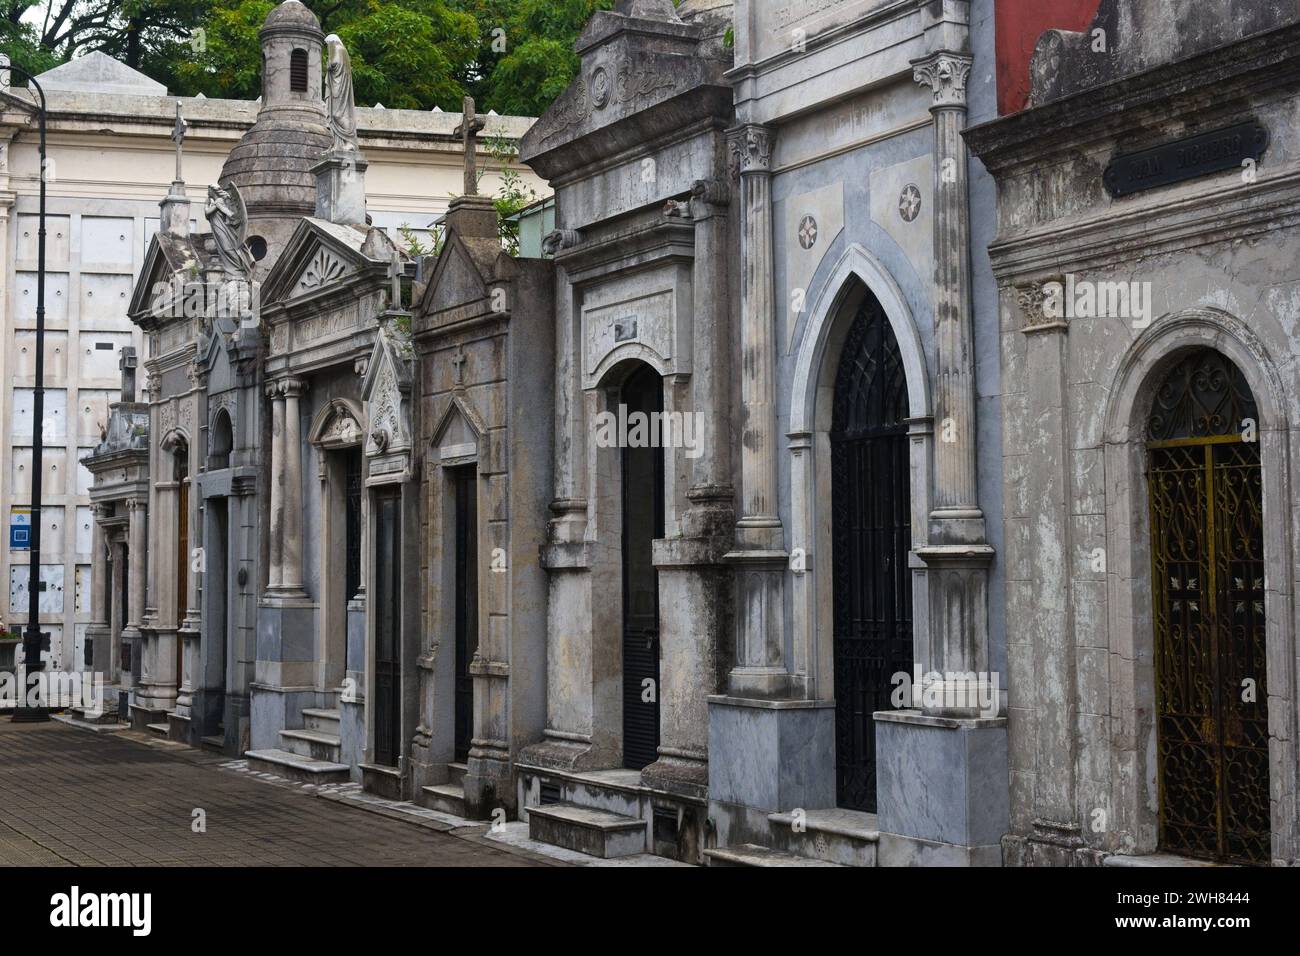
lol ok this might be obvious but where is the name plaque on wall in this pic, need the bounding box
[1103,122,1268,198]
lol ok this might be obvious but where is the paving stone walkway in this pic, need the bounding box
[0,719,546,867]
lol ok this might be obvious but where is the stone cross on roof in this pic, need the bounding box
[170,99,188,183]
[119,347,138,404]
[452,95,487,197]
[388,251,404,311]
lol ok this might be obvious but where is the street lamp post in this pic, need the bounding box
[3,58,51,722]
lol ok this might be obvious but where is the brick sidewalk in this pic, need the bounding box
[0,719,545,867]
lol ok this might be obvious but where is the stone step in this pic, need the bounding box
[199,735,225,754]
[705,844,845,867]
[419,783,466,817]
[279,727,342,762]
[70,702,119,725]
[447,761,468,787]
[145,722,170,738]
[768,808,880,867]
[302,707,341,735]
[244,748,351,784]
[527,802,647,859]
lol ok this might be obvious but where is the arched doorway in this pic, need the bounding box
[1146,347,1269,864]
[830,292,912,813]
[620,363,664,771]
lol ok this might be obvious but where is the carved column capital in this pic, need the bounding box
[727,124,774,179]
[1014,277,1069,333]
[912,52,973,109]
[125,497,146,515]
[280,377,308,399]
[690,177,730,216]
[265,381,281,400]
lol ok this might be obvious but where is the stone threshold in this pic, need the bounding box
[51,713,131,734]
[768,807,880,842]
[515,761,709,807]
[1103,852,1235,867]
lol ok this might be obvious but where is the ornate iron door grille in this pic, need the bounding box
[830,294,912,813]
[1147,348,1269,865]
[373,490,402,767]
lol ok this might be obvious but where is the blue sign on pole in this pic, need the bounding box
[10,508,30,550]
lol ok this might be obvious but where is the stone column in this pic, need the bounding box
[266,382,285,591]
[911,51,994,715]
[686,177,733,508]
[548,269,587,542]
[111,540,127,688]
[123,497,147,684]
[1018,282,1082,863]
[279,377,307,594]
[728,125,781,551]
[87,506,111,679]
[724,124,789,699]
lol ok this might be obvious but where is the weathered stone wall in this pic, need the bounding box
[969,7,1300,865]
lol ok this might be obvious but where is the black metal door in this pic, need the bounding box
[373,489,402,767]
[345,449,362,603]
[453,467,478,764]
[621,365,664,771]
[830,294,912,813]
[1147,348,1269,865]
[344,450,362,678]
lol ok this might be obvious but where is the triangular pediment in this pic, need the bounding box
[127,233,206,322]
[260,219,370,306]
[417,235,491,316]
[430,396,486,463]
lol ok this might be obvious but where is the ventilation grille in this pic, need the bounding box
[538,782,561,806]
[290,49,308,92]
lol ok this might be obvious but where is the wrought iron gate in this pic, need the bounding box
[1147,348,1269,865]
[830,293,912,813]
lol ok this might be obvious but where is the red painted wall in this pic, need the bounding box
[995,0,1102,114]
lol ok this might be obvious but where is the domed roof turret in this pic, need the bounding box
[217,1,331,269]
[262,0,321,31]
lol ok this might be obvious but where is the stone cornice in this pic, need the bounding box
[966,21,1300,172]
[986,165,1300,281]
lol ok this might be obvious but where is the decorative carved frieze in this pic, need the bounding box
[295,247,347,294]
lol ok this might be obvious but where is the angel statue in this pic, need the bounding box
[325,34,359,153]
[205,182,254,279]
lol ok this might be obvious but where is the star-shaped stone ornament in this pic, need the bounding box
[798,214,818,250]
[899,184,922,223]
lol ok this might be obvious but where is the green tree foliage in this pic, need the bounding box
[2,0,621,117]
[158,0,273,100]
[473,0,613,117]
[3,1,630,117]
[337,1,478,110]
